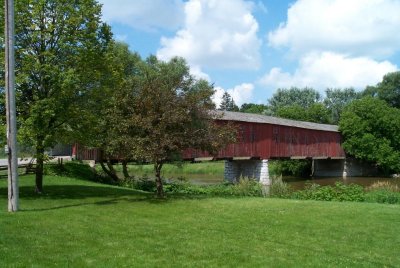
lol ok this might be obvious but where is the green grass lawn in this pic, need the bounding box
[1,175,400,267]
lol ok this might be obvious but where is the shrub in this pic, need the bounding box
[131,177,157,192]
[231,177,263,197]
[363,181,400,204]
[292,182,364,202]
[269,175,292,198]
[364,190,400,204]
[367,181,399,192]
[162,177,263,197]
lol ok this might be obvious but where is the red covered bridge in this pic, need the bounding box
[74,111,347,183]
[183,111,345,160]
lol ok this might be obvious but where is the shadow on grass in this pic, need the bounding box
[0,183,213,212]
[16,185,148,200]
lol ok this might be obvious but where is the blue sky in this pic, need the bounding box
[98,0,400,107]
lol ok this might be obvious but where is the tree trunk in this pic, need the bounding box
[35,140,45,194]
[99,158,119,182]
[122,160,130,179]
[155,162,164,198]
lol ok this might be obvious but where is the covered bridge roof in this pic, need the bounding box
[214,111,339,132]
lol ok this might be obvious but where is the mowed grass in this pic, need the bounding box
[1,175,400,267]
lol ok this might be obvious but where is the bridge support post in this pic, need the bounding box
[224,160,238,183]
[343,159,347,178]
[224,159,270,185]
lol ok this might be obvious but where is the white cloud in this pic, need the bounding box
[213,83,254,108]
[157,0,262,70]
[268,0,400,58]
[190,65,210,81]
[229,83,254,106]
[212,87,225,108]
[259,52,398,91]
[98,0,184,31]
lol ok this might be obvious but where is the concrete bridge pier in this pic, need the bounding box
[224,159,270,185]
[312,158,378,177]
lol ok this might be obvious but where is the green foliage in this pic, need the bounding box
[231,177,263,197]
[269,159,311,177]
[162,177,263,197]
[219,91,239,111]
[324,88,359,124]
[0,0,112,191]
[276,103,332,124]
[364,181,400,204]
[292,182,365,202]
[99,55,236,197]
[268,87,321,114]
[339,96,400,173]
[239,103,268,114]
[269,176,293,198]
[366,71,400,108]
[364,190,400,204]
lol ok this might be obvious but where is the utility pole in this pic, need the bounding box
[5,0,18,212]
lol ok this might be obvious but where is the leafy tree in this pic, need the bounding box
[323,88,359,124]
[0,0,112,193]
[339,96,400,174]
[239,103,268,114]
[219,91,239,111]
[365,72,400,108]
[276,103,331,124]
[268,87,321,114]
[112,56,235,197]
[93,42,142,181]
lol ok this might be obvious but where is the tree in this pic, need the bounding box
[323,88,359,124]
[0,0,112,193]
[268,87,321,114]
[219,91,239,111]
[123,56,235,198]
[365,71,400,108]
[239,103,268,114]
[91,42,142,181]
[339,96,400,174]
[276,103,331,124]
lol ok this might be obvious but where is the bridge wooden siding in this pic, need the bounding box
[73,111,346,161]
[183,111,345,160]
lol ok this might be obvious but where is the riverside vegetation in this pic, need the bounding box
[60,162,400,204]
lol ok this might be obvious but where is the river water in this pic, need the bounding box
[170,174,400,190]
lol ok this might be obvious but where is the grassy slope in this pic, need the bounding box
[1,175,399,267]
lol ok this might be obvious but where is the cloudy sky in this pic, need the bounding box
[97,0,400,107]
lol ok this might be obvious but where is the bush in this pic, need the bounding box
[162,177,263,197]
[367,181,399,192]
[364,181,400,204]
[292,182,364,202]
[231,177,263,197]
[364,190,400,204]
[129,177,157,192]
[269,175,292,198]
